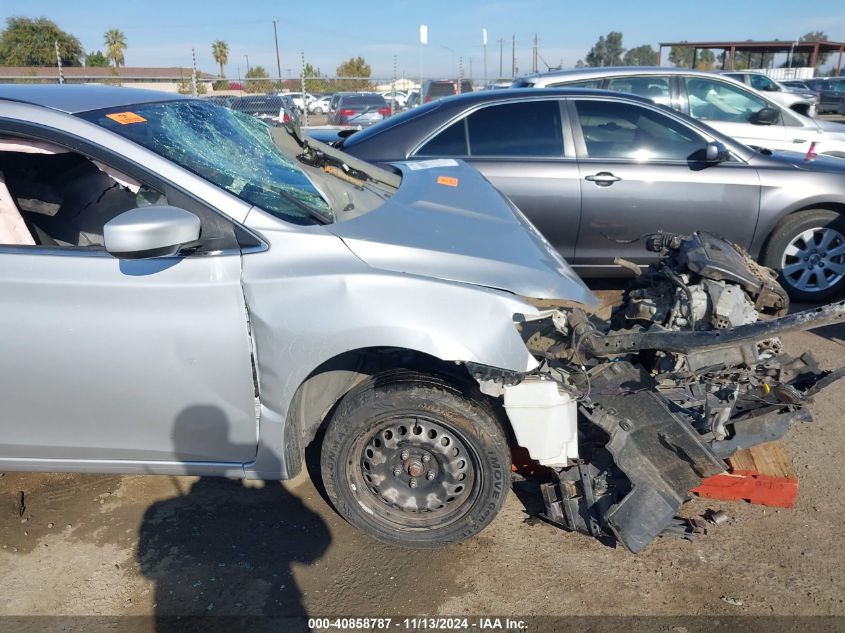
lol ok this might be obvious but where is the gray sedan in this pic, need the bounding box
[320,88,845,301]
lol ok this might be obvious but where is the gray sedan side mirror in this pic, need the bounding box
[104,206,201,259]
[705,141,728,163]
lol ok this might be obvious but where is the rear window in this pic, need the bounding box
[427,82,457,98]
[340,95,387,107]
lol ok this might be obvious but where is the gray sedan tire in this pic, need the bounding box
[763,209,845,303]
[320,370,511,548]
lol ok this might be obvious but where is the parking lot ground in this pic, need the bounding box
[1,286,844,622]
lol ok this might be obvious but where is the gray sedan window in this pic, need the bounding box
[467,100,564,157]
[575,99,706,161]
[416,119,468,156]
[418,100,564,158]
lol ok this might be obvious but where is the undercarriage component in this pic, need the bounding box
[524,232,845,553]
[541,362,725,553]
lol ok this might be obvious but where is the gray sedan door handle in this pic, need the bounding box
[585,172,621,186]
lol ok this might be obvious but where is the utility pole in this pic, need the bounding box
[300,50,308,127]
[54,40,64,85]
[498,38,504,78]
[391,54,397,115]
[532,33,538,73]
[482,28,488,87]
[458,57,464,93]
[511,34,516,78]
[245,54,250,73]
[191,47,198,97]
[272,19,282,85]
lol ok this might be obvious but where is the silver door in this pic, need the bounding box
[0,248,257,464]
[570,97,761,268]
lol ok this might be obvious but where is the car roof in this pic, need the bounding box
[0,84,189,114]
[418,87,655,106]
[520,66,750,85]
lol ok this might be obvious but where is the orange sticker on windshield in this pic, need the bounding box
[106,111,147,125]
[437,176,459,187]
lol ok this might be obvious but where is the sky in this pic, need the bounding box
[2,0,844,79]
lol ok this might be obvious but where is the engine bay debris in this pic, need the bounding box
[510,232,845,553]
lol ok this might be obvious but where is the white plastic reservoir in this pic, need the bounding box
[503,378,578,467]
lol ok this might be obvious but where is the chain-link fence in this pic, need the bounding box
[0,70,494,128]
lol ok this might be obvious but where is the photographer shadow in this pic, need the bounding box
[137,406,330,632]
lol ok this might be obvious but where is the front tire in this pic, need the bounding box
[320,371,511,548]
[762,209,845,302]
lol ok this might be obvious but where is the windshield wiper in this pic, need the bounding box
[276,188,333,224]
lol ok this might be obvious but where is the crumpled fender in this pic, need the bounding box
[240,214,543,477]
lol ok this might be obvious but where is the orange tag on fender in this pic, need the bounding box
[437,175,459,187]
[106,112,147,125]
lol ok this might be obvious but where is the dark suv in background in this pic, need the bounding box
[421,79,474,103]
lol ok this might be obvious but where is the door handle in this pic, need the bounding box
[793,139,807,144]
[585,172,621,186]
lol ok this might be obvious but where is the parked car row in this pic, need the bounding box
[783,77,845,115]
[204,93,300,127]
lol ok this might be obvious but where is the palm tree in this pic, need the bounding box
[104,28,127,67]
[211,40,229,78]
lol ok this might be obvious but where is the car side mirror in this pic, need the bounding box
[104,206,201,259]
[705,141,728,163]
[765,84,780,92]
[751,107,780,125]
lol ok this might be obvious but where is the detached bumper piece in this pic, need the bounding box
[541,361,726,553]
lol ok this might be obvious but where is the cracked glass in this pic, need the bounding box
[80,100,331,224]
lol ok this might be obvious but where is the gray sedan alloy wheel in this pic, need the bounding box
[781,227,845,294]
[764,209,845,302]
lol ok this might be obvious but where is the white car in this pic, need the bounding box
[278,92,316,112]
[382,91,408,107]
[720,71,817,117]
[515,67,845,159]
[307,96,331,114]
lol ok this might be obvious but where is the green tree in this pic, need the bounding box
[104,28,127,67]
[336,56,372,90]
[668,42,715,69]
[244,65,272,93]
[85,50,110,67]
[301,62,330,92]
[0,16,83,66]
[211,40,229,78]
[798,31,830,67]
[696,50,716,70]
[622,44,657,66]
[585,31,624,67]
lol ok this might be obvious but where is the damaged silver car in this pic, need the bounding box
[0,86,842,553]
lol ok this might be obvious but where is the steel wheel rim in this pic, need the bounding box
[781,226,845,293]
[350,415,479,530]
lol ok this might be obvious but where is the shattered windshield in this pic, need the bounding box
[80,99,331,224]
